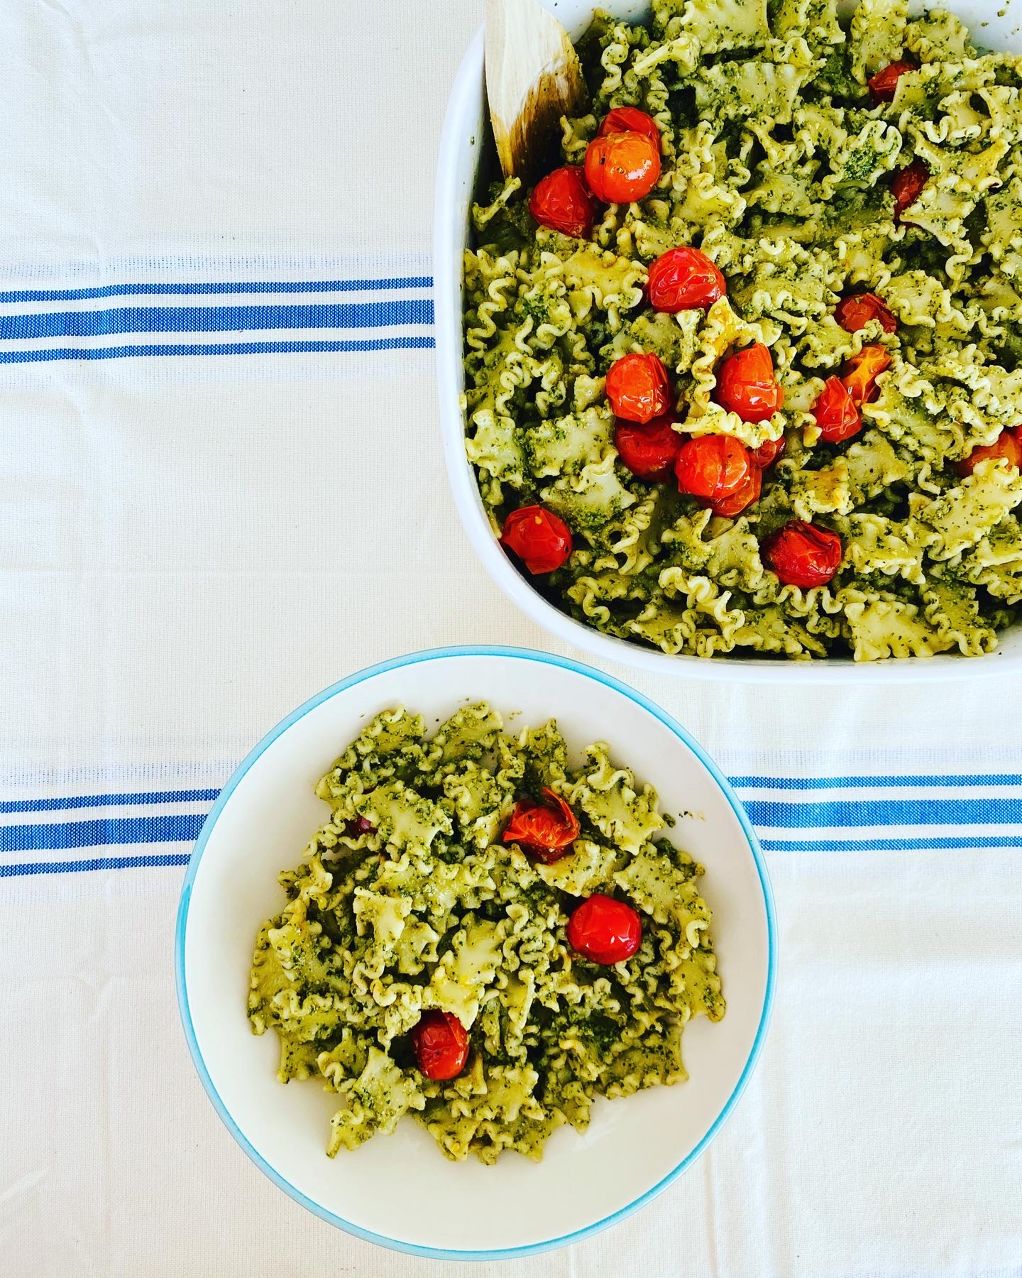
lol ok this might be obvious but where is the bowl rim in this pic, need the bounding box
[433,20,1018,684]
[175,643,777,1261]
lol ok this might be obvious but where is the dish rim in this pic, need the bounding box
[175,643,777,1260]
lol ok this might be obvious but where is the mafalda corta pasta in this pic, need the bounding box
[462,0,1022,660]
[249,704,724,1163]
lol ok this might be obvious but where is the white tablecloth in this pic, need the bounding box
[1,2,1020,1274]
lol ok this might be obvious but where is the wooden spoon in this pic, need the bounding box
[485,0,587,183]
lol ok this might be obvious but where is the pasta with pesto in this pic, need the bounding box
[462,0,1022,660]
[248,704,725,1162]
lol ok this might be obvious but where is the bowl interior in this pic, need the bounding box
[433,1,1022,682]
[178,650,773,1257]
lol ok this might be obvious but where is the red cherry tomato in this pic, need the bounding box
[763,521,843,588]
[598,106,660,146]
[956,427,1022,477]
[614,414,681,480]
[891,160,929,220]
[502,787,580,863]
[710,462,762,517]
[527,166,596,239]
[675,434,755,504]
[606,352,672,424]
[715,343,785,423]
[835,292,898,335]
[584,130,661,204]
[646,246,727,313]
[500,506,572,574]
[750,433,786,469]
[566,895,642,965]
[842,344,892,406]
[868,59,916,103]
[813,376,863,444]
[409,1011,470,1081]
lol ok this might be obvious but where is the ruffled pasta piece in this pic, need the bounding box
[327,1048,426,1155]
[695,61,809,126]
[841,592,956,660]
[849,0,907,81]
[911,462,1022,561]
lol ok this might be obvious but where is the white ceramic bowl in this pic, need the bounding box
[176,647,774,1260]
[434,1,1022,683]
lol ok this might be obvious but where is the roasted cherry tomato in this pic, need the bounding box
[584,130,661,204]
[956,427,1022,477]
[345,816,377,837]
[566,895,642,965]
[750,433,786,469]
[763,520,843,589]
[868,59,916,103]
[606,352,672,424]
[675,434,755,505]
[842,343,892,406]
[835,292,898,335]
[710,462,762,518]
[891,160,929,220]
[409,1011,470,1081]
[614,414,681,480]
[715,343,785,423]
[646,246,727,313]
[527,165,596,239]
[500,505,572,574]
[813,376,863,444]
[598,106,660,145]
[502,787,580,863]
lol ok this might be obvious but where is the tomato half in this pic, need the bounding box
[502,787,580,863]
[584,130,661,203]
[500,506,572,574]
[710,463,762,518]
[750,434,786,469]
[527,165,596,239]
[598,106,660,146]
[614,415,681,480]
[956,427,1022,477]
[675,434,755,504]
[835,292,898,335]
[763,521,843,588]
[606,352,672,424]
[813,376,863,444]
[646,246,727,313]
[892,160,929,220]
[868,60,916,103]
[566,895,642,965]
[842,344,892,406]
[715,343,785,422]
[409,1011,470,1081]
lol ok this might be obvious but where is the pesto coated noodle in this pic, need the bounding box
[249,704,724,1163]
[462,0,1022,660]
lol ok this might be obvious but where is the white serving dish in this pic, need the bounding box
[176,646,774,1259]
[434,0,1022,683]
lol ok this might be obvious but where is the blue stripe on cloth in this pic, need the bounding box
[0,277,433,303]
[729,774,1022,790]
[0,299,433,340]
[0,814,205,852]
[0,336,435,364]
[745,797,1022,828]
[0,788,221,814]
[1,853,191,877]
[762,836,1022,852]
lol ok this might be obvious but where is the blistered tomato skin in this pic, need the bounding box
[647,247,727,313]
[868,60,916,103]
[813,376,863,444]
[502,788,580,863]
[892,160,929,220]
[956,427,1022,477]
[584,130,661,203]
[566,895,643,965]
[527,166,596,239]
[614,415,681,480]
[606,352,672,424]
[675,435,755,504]
[715,343,785,422]
[842,344,892,406]
[763,521,844,588]
[750,434,786,469]
[835,293,898,335]
[410,1011,470,1081]
[711,463,761,517]
[598,106,660,145]
[500,506,572,574]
